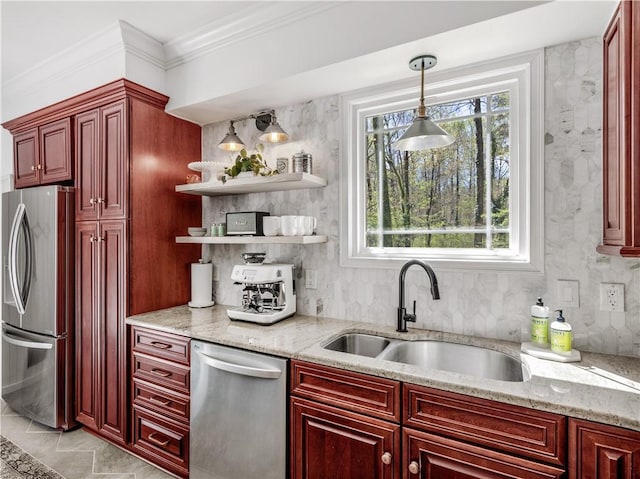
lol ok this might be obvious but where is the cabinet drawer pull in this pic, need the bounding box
[150,368,171,378]
[408,461,420,474]
[149,395,171,406]
[381,452,392,465]
[148,432,170,447]
[150,341,172,349]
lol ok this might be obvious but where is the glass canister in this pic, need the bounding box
[292,151,312,174]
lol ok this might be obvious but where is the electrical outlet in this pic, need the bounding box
[305,269,317,289]
[600,283,625,312]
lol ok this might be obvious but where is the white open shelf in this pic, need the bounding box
[175,172,327,196]
[176,235,328,245]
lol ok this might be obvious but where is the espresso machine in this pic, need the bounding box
[227,260,296,325]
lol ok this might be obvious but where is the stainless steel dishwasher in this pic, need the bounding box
[190,340,287,479]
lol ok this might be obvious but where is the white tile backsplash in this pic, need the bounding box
[198,38,640,357]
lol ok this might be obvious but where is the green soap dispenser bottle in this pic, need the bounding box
[531,297,550,347]
[550,309,573,354]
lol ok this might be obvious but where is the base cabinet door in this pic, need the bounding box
[291,397,400,479]
[75,219,127,444]
[404,428,564,479]
[569,418,640,479]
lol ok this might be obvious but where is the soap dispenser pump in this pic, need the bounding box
[550,309,572,354]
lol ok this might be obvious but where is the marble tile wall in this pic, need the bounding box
[199,38,640,357]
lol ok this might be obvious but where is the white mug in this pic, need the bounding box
[263,216,281,236]
[281,216,300,236]
[301,216,317,235]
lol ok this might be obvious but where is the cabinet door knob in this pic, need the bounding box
[31,166,36,171]
[381,452,392,465]
[408,461,420,475]
[37,164,43,170]
[97,197,105,204]
[89,197,96,205]
[89,235,96,243]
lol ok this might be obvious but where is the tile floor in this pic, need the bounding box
[1,400,173,479]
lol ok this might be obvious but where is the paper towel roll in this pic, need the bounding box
[188,262,215,308]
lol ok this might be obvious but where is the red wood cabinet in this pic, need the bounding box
[404,428,564,479]
[75,220,127,444]
[291,397,400,479]
[67,79,202,448]
[131,326,190,478]
[11,118,72,188]
[598,0,640,257]
[290,361,402,479]
[569,418,640,479]
[75,103,127,222]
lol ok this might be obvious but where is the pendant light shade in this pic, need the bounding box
[393,54,454,151]
[259,111,289,143]
[218,121,245,152]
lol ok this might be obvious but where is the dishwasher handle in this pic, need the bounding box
[196,350,282,379]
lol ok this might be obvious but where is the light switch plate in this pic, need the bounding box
[556,279,579,308]
[305,269,317,289]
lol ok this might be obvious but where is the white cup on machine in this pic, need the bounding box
[263,216,281,236]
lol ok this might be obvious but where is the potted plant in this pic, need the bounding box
[224,145,276,178]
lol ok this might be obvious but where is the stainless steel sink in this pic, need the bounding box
[323,333,390,358]
[323,333,526,382]
[377,340,525,382]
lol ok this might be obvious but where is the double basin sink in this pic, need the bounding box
[324,333,528,382]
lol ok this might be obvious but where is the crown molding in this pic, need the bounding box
[120,20,165,70]
[163,2,341,69]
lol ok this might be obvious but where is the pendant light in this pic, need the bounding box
[259,110,289,143]
[393,54,454,151]
[218,121,245,152]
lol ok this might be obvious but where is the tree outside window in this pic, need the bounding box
[365,91,511,251]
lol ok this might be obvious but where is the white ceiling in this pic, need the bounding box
[1,1,618,125]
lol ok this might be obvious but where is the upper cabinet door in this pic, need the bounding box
[39,118,72,184]
[75,110,100,221]
[599,0,640,256]
[75,100,128,221]
[100,100,128,220]
[13,129,39,188]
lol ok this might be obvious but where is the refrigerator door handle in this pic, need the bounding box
[2,331,53,350]
[7,202,32,315]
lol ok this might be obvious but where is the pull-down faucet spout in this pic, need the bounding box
[397,260,440,332]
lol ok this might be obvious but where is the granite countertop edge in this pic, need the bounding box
[127,304,640,432]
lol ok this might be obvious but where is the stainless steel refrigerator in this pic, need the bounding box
[2,185,76,430]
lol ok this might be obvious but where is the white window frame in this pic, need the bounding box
[340,50,544,272]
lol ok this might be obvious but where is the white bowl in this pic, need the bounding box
[188,227,207,237]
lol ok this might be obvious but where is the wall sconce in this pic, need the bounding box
[218,109,289,151]
[393,54,454,151]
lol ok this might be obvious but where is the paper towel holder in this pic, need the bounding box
[188,259,215,308]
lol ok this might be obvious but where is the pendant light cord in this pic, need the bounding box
[418,59,426,119]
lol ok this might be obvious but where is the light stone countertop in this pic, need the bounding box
[127,304,640,432]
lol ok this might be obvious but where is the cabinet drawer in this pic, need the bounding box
[132,327,190,365]
[132,406,189,478]
[291,360,401,422]
[133,353,190,393]
[133,379,189,422]
[404,384,566,466]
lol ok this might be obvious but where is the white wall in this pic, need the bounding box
[199,38,640,358]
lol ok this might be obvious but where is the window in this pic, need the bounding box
[341,51,544,271]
